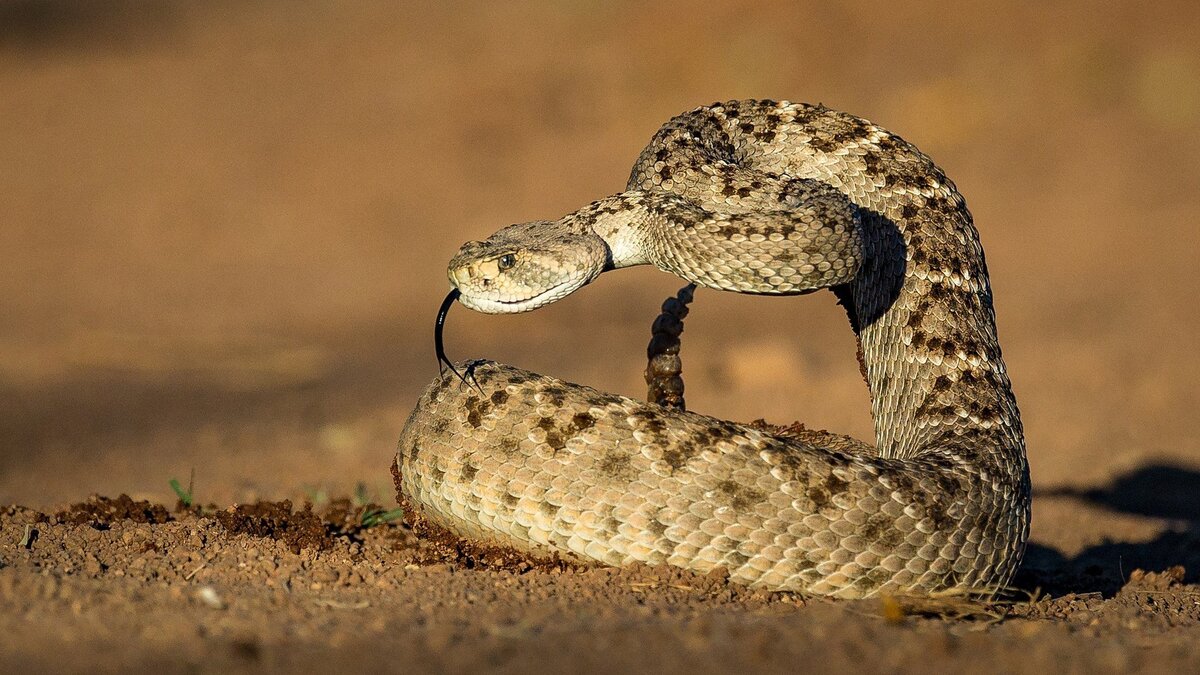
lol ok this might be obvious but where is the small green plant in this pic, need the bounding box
[352,481,370,507]
[169,469,195,508]
[359,506,405,528]
[303,485,331,507]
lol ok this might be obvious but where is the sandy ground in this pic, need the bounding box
[2,1,1200,672]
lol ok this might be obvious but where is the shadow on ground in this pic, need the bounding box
[1019,464,1200,596]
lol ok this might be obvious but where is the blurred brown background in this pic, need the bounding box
[1,0,1197,511]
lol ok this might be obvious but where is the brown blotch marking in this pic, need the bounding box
[882,165,927,191]
[875,134,903,153]
[707,420,745,441]
[862,511,903,548]
[627,413,669,447]
[919,332,996,362]
[807,135,838,153]
[921,248,957,271]
[716,224,741,239]
[958,369,986,386]
[793,555,818,572]
[914,394,959,419]
[640,415,668,437]
[806,485,831,510]
[464,395,492,429]
[685,426,719,451]
[660,442,698,471]
[602,516,622,539]
[536,416,569,451]
[966,398,1000,420]
[490,389,509,406]
[540,385,568,406]
[922,494,954,531]
[430,464,445,483]
[597,451,632,478]
[832,122,870,144]
[825,471,851,499]
[861,150,884,175]
[887,471,918,497]
[539,501,560,518]
[717,480,766,511]
[958,368,1004,390]
[569,411,596,433]
[924,194,961,217]
[769,447,809,477]
[430,417,452,435]
[502,492,520,508]
[498,438,521,457]
[903,229,924,256]
[406,439,422,464]
[460,462,478,482]
[646,517,669,537]
[808,117,871,153]
[506,372,533,385]
[464,490,482,511]
[429,375,453,401]
[916,470,960,531]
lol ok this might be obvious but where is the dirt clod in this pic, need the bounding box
[55,494,172,529]
[212,500,333,553]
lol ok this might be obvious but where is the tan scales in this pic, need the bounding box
[397,100,1030,597]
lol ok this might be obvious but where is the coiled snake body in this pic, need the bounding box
[397,100,1029,597]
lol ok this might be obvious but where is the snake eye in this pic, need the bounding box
[497,253,516,271]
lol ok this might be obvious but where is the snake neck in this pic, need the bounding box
[563,191,707,270]
[841,197,1024,466]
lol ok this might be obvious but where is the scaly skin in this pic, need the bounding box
[398,100,1030,597]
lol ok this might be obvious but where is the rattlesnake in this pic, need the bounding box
[396,100,1029,597]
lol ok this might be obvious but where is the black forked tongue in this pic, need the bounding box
[434,288,482,391]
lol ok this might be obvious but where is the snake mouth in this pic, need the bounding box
[458,279,582,314]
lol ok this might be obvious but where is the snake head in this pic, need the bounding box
[447,221,609,314]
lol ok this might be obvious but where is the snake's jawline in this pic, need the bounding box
[390,456,582,573]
